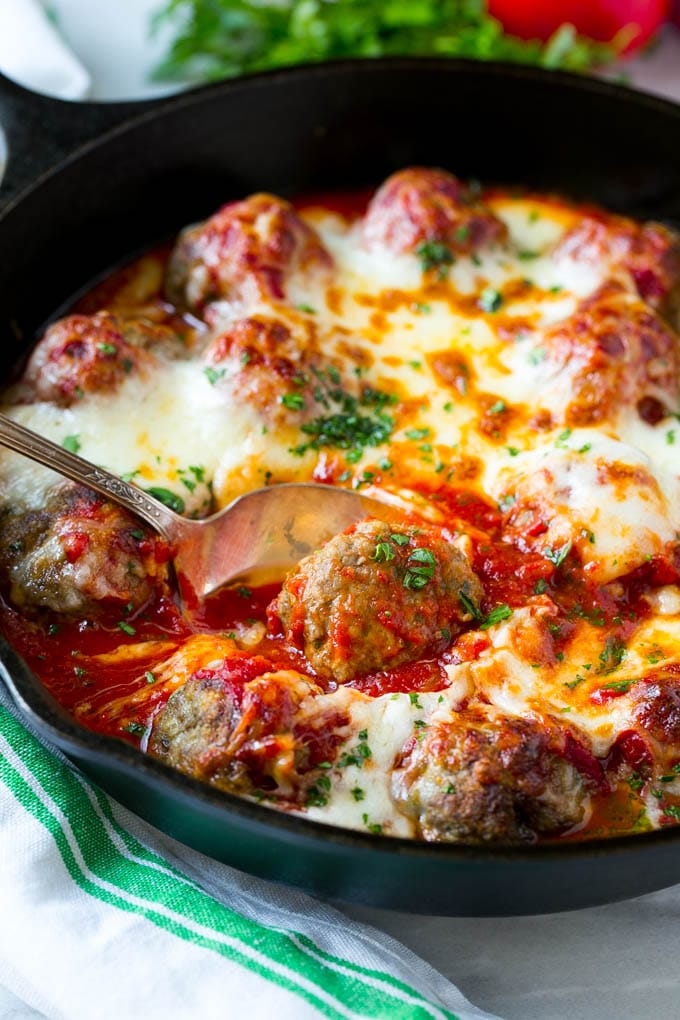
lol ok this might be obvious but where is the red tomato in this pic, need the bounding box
[488,0,670,54]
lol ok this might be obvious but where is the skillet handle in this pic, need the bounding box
[0,72,156,215]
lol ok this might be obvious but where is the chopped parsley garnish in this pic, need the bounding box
[337,731,372,769]
[98,342,118,356]
[351,786,365,802]
[416,240,454,277]
[204,365,225,385]
[564,674,586,690]
[373,541,395,563]
[390,533,410,547]
[146,487,185,514]
[130,529,145,541]
[459,591,481,619]
[297,303,317,314]
[123,721,145,736]
[117,620,136,636]
[488,400,506,415]
[528,346,546,365]
[362,813,383,835]
[409,693,423,708]
[403,548,436,590]
[534,578,548,595]
[544,540,572,568]
[600,679,636,693]
[479,287,503,313]
[479,604,513,630]
[237,586,252,599]
[555,428,572,448]
[518,250,539,260]
[62,435,81,455]
[280,392,305,411]
[405,427,431,441]
[292,379,396,461]
[144,671,156,684]
[598,636,627,675]
[306,774,331,807]
[458,592,513,629]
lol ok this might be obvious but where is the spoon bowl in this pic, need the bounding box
[0,413,390,601]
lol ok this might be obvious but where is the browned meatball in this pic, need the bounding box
[554,213,680,315]
[542,283,680,426]
[22,312,160,405]
[270,519,483,683]
[363,167,507,258]
[630,671,680,748]
[149,658,343,797]
[391,708,591,843]
[0,484,170,615]
[165,193,332,314]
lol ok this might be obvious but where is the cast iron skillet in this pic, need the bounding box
[2,59,680,916]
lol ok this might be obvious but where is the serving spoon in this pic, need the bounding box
[0,413,389,602]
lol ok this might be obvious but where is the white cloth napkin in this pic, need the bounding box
[0,0,90,98]
[0,683,501,1020]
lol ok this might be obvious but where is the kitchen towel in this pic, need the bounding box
[0,0,90,99]
[0,683,500,1020]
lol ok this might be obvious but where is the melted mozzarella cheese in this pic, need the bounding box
[486,431,680,582]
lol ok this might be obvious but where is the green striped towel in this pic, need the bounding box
[0,684,500,1020]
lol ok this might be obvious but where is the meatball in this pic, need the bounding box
[542,284,680,426]
[363,167,507,258]
[21,311,182,406]
[630,672,680,748]
[0,484,170,615]
[391,707,592,843]
[270,519,483,683]
[165,193,332,314]
[204,315,330,426]
[554,214,680,316]
[149,658,330,795]
[493,435,677,584]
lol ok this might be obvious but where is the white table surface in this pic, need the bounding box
[3,4,680,1018]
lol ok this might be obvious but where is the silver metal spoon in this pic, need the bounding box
[0,413,389,601]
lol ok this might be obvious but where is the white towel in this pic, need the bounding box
[0,683,501,1020]
[0,0,90,98]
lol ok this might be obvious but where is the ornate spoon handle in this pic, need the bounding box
[0,412,179,539]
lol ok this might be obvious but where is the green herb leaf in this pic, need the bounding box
[544,540,572,568]
[281,392,305,411]
[62,435,81,455]
[373,541,395,563]
[416,240,453,276]
[151,1,615,88]
[145,487,186,514]
[479,287,503,313]
[204,366,225,385]
[479,604,513,630]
